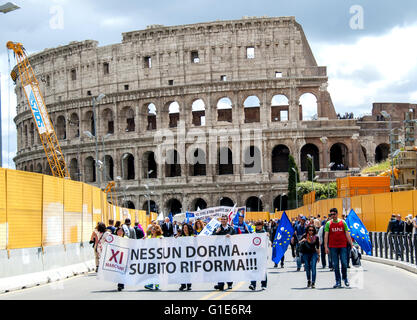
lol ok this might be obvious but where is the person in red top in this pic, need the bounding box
[324,208,353,288]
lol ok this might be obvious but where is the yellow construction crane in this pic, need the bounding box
[103,181,118,207]
[7,41,69,178]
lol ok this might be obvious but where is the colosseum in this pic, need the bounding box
[13,16,409,214]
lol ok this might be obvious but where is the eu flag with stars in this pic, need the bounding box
[168,212,173,224]
[272,211,294,264]
[346,209,372,255]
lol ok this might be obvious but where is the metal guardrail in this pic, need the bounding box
[369,232,417,265]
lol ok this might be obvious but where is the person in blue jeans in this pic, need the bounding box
[299,225,320,288]
[249,221,268,291]
[324,208,353,288]
[294,216,306,271]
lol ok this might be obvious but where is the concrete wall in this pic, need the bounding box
[0,241,94,279]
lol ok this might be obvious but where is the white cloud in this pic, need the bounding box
[299,93,318,120]
[0,53,17,169]
[100,17,131,28]
[313,22,417,115]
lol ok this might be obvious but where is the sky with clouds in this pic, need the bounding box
[1,0,417,168]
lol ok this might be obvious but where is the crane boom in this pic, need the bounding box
[7,41,69,178]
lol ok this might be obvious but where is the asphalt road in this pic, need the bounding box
[2,253,417,300]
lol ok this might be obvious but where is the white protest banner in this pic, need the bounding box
[97,233,268,286]
[198,217,221,236]
[187,206,233,221]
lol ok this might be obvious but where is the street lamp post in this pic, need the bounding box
[145,169,153,214]
[258,194,263,212]
[121,153,129,180]
[280,192,286,212]
[327,162,335,198]
[292,167,298,208]
[216,184,220,206]
[92,94,106,187]
[381,111,394,191]
[122,186,129,207]
[307,154,314,190]
[69,119,81,180]
[102,133,112,182]
[83,94,106,186]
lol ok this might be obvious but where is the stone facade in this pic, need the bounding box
[13,17,395,214]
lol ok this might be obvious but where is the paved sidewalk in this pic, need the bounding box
[0,260,95,293]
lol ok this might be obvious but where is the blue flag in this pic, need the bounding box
[168,212,173,224]
[272,211,294,264]
[233,208,245,226]
[346,209,372,255]
[186,211,194,224]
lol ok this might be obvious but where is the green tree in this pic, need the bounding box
[307,156,316,182]
[297,181,337,200]
[288,155,300,208]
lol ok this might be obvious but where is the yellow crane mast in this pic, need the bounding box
[7,41,69,178]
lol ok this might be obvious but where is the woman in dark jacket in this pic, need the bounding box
[179,223,193,291]
[299,225,320,288]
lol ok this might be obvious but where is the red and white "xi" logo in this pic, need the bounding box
[109,249,124,264]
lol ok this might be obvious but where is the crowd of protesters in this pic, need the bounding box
[90,208,365,292]
[387,213,417,234]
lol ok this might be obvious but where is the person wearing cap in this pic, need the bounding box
[122,218,137,239]
[324,208,353,288]
[294,216,307,271]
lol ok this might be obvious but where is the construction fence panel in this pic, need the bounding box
[374,193,393,232]
[115,206,120,222]
[138,210,147,228]
[0,169,7,250]
[391,190,414,218]
[120,207,129,223]
[7,170,42,249]
[360,194,375,232]
[413,191,417,217]
[374,193,392,232]
[350,195,363,221]
[42,175,64,246]
[92,187,103,227]
[64,179,82,244]
[332,198,343,215]
[82,184,93,243]
[128,209,136,224]
[101,192,109,225]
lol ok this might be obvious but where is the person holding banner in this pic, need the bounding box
[144,225,164,291]
[91,222,111,273]
[213,215,235,291]
[233,214,252,235]
[193,219,205,235]
[162,217,174,237]
[115,227,129,291]
[249,221,268,291]
[179,223,194,291]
